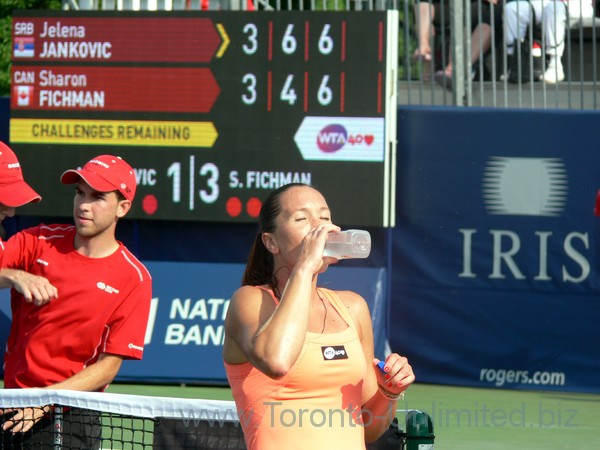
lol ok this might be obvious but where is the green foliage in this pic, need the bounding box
[0,0,62,96]
[0,17,12,96]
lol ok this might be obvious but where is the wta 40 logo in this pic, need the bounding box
[295,116,384,162]
[317,124,375,152]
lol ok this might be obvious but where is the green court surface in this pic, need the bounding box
[104,382,600,450]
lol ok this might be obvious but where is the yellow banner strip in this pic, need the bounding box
[10,119,218,148]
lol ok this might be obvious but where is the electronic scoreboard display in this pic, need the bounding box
[10,10,398,226]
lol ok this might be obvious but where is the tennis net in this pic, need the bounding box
[0,389,406,449]
[0,388,244,449]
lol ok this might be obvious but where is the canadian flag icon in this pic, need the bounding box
[15,85,34,106]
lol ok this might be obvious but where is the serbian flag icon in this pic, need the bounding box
[13,37,34,58]
[14,85,34,107]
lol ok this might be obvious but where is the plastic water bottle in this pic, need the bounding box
[323,229,371,259]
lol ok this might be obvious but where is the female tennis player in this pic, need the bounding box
[223,183,414,450]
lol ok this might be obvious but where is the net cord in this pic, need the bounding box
[0,389,239,422]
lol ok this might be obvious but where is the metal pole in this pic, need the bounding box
[450,0,465,105]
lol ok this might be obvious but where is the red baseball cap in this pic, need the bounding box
[0,141,41,207]
[60,155,136,202]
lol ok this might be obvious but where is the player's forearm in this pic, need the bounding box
[362,393,398,442]
[0,268,58,305]
[0,268,22,288]
[46,354,123,392]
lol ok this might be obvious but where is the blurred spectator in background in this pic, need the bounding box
[504,0,595,83]
[433,0,503,90]
[412,0,503,88]
[412,0,449,81]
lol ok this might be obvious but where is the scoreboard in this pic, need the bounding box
[10,10,398,226]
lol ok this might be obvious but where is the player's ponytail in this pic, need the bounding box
[242,233,274,289]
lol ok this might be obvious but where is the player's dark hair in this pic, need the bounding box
[242,183,310,298]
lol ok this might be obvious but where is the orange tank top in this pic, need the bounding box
[224,287,368,450]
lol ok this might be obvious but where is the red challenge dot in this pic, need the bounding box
[226,197,242,217]
[142,194,158,215]
[246,197,262,218]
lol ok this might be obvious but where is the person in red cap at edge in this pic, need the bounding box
[0,154,152,449]
[0,141,42,263]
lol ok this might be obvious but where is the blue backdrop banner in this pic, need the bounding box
[390,107,600,393]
